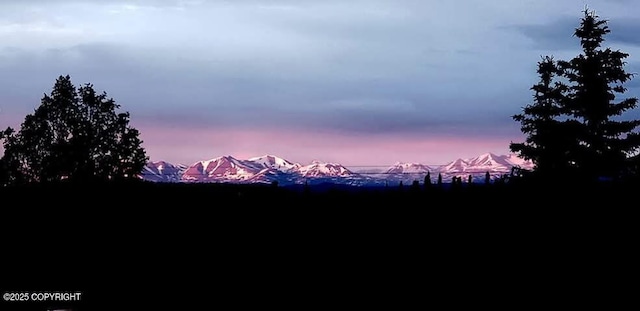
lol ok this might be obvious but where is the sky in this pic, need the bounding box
[0,0,639,166]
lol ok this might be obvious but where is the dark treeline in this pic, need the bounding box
[0,176,635,207]
[3,175,634,311]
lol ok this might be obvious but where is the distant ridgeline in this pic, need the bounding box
[141,153,533,186]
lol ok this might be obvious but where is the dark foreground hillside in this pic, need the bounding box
[1,180,636,310]
[2,179,636,232]
[2,178,637,205]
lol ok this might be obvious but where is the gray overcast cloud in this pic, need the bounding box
[1,0,639,136]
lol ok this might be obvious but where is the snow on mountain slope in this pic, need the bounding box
[141,152,533,185]
[381,162,434,183]
[503,154,534,170]
[438,153,533,177]
[442,158,469,173]
[463,153,514,172]
[182,156,263,182]
[248,154,301,172]
[467,153,511,167]
[142,161,187,182]
[175,155,364,183]
[247,168,298,185]
[385,163,432,174]
[297,161,354,178]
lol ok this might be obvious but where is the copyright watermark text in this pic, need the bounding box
[3,292,82,302]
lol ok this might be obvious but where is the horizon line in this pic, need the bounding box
[147,151,526,167]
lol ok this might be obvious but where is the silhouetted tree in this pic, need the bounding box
[0,75,148,184]
[303,180,311,195]
[450,176,463,189]
[485,171,491,185]
[511,9,640,181]
[411,180,420,192]
[557,9,640,180]
[399,180,404,190]
[467,174,473,184]
[437,173,442,188]
[0,157,7,186]
[628,154,640,178]
[424,171,432,189]
[511,56,579,177]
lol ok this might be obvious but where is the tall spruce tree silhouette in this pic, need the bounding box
[511,56,580,178]
[558,9,640,180]
[424,171,432,190]
[0,75,148,184]
[512,9,639,181]
[411,180,420,193]
[303,180,311,195]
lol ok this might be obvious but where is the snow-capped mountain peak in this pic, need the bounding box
[439,152,533,175]
[143,152,533,185]
[248,154,301,172]
[467,153,512,168]
[443,158,469,172]
[386,162,431,174]
[298,161,354,178]
[182,155,263,182]
[503,153,534,169]
[143,161,187,182]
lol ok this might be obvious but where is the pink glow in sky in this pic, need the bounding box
[137,123,522,166]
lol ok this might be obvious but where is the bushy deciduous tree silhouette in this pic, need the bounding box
[512,9,639,181]
[0,75,148,184]
[0,157,9,186]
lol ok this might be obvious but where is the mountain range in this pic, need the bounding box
[141,153,534,185]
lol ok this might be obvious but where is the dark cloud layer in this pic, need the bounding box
[1,0,639,143]
[0,39,532,137]
[608,19,640,47]
[515,14,640,50]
